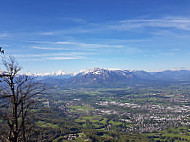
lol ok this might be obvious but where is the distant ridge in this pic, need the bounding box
[25,69,73,77]
[65,68,190,88]
[23,68,190,88]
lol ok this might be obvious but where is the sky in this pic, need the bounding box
[0,0,190,73]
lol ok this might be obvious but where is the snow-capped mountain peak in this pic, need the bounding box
[82,68,104,75]
[25,69,67,76]
[56,69,66,75]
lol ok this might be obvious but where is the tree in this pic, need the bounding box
[0,47,4,54]
[0,56,45,142]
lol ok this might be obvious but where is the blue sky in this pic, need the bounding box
[0,0,190,73]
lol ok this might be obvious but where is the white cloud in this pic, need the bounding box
[32,41,125,50]
[38,27,91,36]
[18,58,43,61]
[0,33,10,38]
[36,16,190,39]
[15,52,88,58]
[40,32,56,36]
[109,17,190,31]
[160,52,177,56]
[46,57,82,60]
[61,17,86,23]
[55,41,124,48]
[55,41,74,45]
[14,51,88,61]
[31,40,142,55]
[33,46,66,50]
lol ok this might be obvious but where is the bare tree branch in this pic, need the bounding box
[0,56,45,142]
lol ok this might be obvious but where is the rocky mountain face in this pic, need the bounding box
[71,68,134,83]
[34,68,190,88]
[66,68,159,88]
[152,70,190,81]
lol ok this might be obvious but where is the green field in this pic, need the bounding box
[70,105,95,113]
[109,120,123,126]
[36,121,59,129]
[145,127,190,142]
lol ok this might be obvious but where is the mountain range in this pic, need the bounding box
[33,68,190,88]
